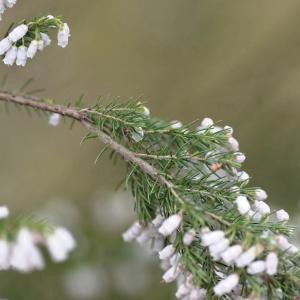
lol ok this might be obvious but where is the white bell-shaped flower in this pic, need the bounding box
[8,24,28,42]
[213,273,239,296]
[158,213,182,236]
[0,37,12,55]
[57,23,70,48]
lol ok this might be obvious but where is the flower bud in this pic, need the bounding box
[209,238,229,260]
[201,117,214,128]
[27,40,38,59]
[158,213,182,237]
[236,195,250,215]
[235,152,246,163]
[0,37,12,55]
[213,273,239,296]
[0,206,9,219]
[16,46,28,67]
[221,245,243,265]
[266,252,278,275]
[201,230,224,247]
[159,245,175,260]
[255,188,268,201]
[228,137,239,151]
[9,24,28,42]
[247,260,266,274]
[276,209,289,222]
[183,229,196,246]
[235,245,264,268]
[48,113,61,127]
[253,200,270,216]
[162,265,181,283]
[57,23,70,48]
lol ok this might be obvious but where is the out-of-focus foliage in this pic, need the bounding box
[0,1,300,299]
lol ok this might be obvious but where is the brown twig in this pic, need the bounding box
[0,91,182,202]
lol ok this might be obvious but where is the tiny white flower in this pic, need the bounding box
[221,245,243,265]
[142,106,150,116]
[175,284,190,298]
[224,125,233,135]
[152,214,164,227]
[8,24,28,42]
[48,113,61,127]
[0,37,12,55]
[10,228,44,272]
[10,244,31,272]
[27,40,38,59]
[275,235,291,252]
[236,195,250,215]
[237,171,249,183]
[159,245,175,260]
[288,245,299,254]
[122,221,143,242]
[37,40,44,51]
[57,23,70,48]
[235,152,246,163]
[201,230,224,247]
[158,213,182,237]
[170,120,183,129]
[276,209,289,222]
[169,253,181,266]
[3,45,17,65]
[228,137,239,151]
[40,32,51,47]
[4,0,17,8]
[131,127,144,142]
[250,210,263,222]
[201,117,214,128]
[183,229,196,246]
[209,238,230,261]
[47,15,54,19]
[189,288,207,300]
[235,244,264,268]
[275,235,298,254]
[213,273,239,296]
[247,260,266,274]
[253,200,270,216]
[255,188,268,201]
[16,46,28,67]
[46,227,76,262]
[0,206,9,219]
[266,252,278,275]
[162,265,181,283]
[136,228,152,245]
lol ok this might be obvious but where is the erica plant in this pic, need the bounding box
[0,2,299,300]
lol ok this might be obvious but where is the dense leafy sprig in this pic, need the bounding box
[0,91,299,299]
[79,100,300,299]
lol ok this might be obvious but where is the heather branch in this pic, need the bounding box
[0,91,181,202]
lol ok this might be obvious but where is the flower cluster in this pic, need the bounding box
[0,205,76,273]
[0,16,70,67]
[200,228,282,296]
[0,0,17,20]
[123,214,209,299]
[117,112,299,299]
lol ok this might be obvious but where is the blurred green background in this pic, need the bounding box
[0,1,300,299]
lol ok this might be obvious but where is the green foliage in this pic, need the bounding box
[81,99,300,299]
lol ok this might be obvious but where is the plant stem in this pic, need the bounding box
[0,91,183,203]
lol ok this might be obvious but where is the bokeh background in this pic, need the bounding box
[0,1,300,299]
